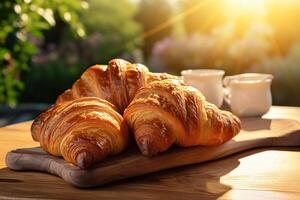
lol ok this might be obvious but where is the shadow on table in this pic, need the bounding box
[98,147,300,199]
[0,148,299,199]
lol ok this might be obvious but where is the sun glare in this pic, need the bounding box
[228,0,266,10]
[225,0,267,19]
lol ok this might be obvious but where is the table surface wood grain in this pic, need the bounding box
[0,106,300,200]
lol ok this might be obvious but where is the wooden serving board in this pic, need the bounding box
[5,118,300,188]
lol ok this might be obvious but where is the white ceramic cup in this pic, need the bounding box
[181,69,225,108]
[223,73,273,117]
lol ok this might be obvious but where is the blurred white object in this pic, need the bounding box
[223,73,273,117]
[181,69,225,108]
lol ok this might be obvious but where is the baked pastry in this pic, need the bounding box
[56,58,181,112]
[31,97,129,169]
[31,58,240,168]
[124,80,241,156]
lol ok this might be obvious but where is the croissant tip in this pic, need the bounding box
[138,138,157,157]
[76,152,91,169]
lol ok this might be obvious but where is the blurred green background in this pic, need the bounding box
[1,0,300,125]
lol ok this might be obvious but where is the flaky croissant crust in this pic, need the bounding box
[31,97,129,169]
[124,80,241,156]
[56,58,181,112]
[32,58,241,168]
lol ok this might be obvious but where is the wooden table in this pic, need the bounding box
[0,106,300,200]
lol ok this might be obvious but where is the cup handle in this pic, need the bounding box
[223,75,233,87]
[223,87,231,105]
[223,76,233,105]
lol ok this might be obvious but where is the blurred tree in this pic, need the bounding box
[151,23,273,74]
[179,0,225,34]
[252,43,300,106]
[79,0,141,64]
[21,0,142,103]
[21,60,86,104]
[0,0,86,106]
[136,0,173,57]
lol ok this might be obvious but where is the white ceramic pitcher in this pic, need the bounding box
[223,73,274,117]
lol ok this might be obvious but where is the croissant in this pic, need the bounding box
[56,58,181,112]
[31,97,129,169]
[124,80,241,156]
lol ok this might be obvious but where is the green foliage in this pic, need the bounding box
[0,0,86,106]
[79,0,141,63]
[21,0,142,103]
[21,60,86,103]
[136,0,173,57]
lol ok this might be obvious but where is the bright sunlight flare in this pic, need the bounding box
[227,0,266,10]
[225,0,267,19]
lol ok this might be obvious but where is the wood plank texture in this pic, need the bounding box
[0,106,300,199]
[5,117,300,188]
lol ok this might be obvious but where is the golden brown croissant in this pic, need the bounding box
[56,58,181,112]
[31,97,129,169]
[124,80,241,156]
